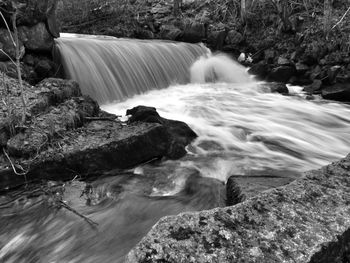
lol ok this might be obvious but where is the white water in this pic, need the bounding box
[103,55,350,181]
[54,34,208,103]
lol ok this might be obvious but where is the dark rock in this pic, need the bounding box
[248,61,270,80]
[277,57,291,66]
[267,66,296,83]
[310,65,322,80]
[181,22,206,43]
[295,62,309,75]
[226,176,245,206]
[160,25,182,41]
[0,28,25,61]
[207,30,227,50]
[225,30,243,46]
[126,106,197,159]
[0,0,59,36]
[33,78,82,112]
[269,82,289,94]
[18,22,54,52]
[322,83,350,102]
[327,65,341,84]
[289,76,312,86]
[126,154,350,263]
[34,58,56,79]
[301,41,328,65]
[264,49,276,64]
[304,79,322,94]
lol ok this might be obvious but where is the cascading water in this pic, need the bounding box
[54,33,209,103]
[2,36,350,263]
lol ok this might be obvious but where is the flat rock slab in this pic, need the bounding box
[126,154,350,263]
[0,121,171,188]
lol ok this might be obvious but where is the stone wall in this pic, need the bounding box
[0,0,59,84]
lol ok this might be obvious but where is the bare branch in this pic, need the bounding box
[331,6,350,30]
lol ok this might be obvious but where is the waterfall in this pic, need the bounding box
[54,33,209,103]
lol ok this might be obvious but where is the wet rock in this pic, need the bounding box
[18,22,54,52]
[248,61,270,80]
[269,82,289,94]
[126,106,197,159]
[321,83,350,102]
[207,29,227,50]
[0,28,25,61]
[304,79,322,94]
[181,22,206,43]
[267,65,296,83]
[226,176,245,206]
[28,121,172,180]
[127,154,350,263]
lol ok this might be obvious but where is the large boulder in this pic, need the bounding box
[321,83,350,102]
[126,106,198,159]
[267,65,296,83]
[127,154,350,263]
[18,22,54,52]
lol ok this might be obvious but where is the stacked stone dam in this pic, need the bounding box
[0,0,59,84]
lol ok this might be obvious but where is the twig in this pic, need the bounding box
[331,6,350,30]
[59,200,98,230]
[0,49,16,65]
[2,148,28,178]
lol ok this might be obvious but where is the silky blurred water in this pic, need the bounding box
[2,45,350,263]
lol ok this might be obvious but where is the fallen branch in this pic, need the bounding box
[2,148,28,178]
[58,200,99,230]
[331,6,350,30]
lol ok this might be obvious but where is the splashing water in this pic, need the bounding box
[2,51,350,263]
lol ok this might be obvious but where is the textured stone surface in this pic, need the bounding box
[19,22,54,52]
[127,154,350,263]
